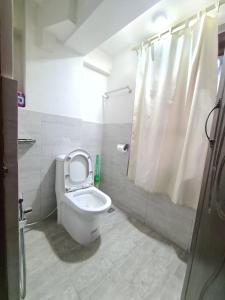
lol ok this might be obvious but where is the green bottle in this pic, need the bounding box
[94,154,100,188]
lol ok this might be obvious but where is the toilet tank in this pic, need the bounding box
[55,154,66,204]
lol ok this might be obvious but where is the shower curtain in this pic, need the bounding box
[128,14,218,209]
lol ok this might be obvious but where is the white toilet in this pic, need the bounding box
[55,149,111,245]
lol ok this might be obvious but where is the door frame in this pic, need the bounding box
[0,1,20,299]
[0,77,9,300]
[0,76,20,300]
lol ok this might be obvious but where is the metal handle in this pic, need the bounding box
[24,208,32,214]
[19,196,24,221]
[18,196,32,221]
[205,99,222,147]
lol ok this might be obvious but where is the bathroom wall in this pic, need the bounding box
[20,1,196,250]
[20,58,106,223]
[25,57,106,123]
[25,1,107,123]
[20,61,106,222]
[18,109,102,222]
[18,1,106,222]
[100,50,196,250]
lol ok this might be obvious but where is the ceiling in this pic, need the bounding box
[33,0,163,56]
[65,0,161,55]
[99,0,225,58]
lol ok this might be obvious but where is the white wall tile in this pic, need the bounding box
[18,110,102,222]
[101,123,196,250]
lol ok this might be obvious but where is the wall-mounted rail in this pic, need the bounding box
[18,139,36,145]
[103,86,132,99]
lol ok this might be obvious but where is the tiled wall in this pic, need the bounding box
[100,123,196,250]
[18,109,102,222]
[18,109,195,250]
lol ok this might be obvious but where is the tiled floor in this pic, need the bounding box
[25,207,187,300]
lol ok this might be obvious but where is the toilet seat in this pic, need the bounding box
[64,149,93,192]
[64,186,111,215]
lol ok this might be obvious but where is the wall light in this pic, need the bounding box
[153,13,168,33]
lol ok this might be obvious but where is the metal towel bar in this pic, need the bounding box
[103,86,132,99]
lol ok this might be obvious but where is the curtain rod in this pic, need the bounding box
[133,0,225,51]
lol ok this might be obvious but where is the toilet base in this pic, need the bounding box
[61,202,100,245]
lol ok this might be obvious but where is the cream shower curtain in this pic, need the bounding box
[128,14,218,209]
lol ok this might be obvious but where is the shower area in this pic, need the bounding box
[12,0,225,299]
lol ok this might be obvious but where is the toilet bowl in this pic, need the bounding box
[55,149,111,245]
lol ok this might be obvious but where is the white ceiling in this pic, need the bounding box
[65,0,161,55]
[99,0,225,58]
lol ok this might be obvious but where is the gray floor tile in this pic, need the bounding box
[25,206,186,300]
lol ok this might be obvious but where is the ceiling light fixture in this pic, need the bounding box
[153,13,168,33]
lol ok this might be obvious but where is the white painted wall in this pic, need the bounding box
[24,1,107,123]
[81,66,107,123]
[25,56,107,123]
[25,57,82,119]
[103,49,137,124]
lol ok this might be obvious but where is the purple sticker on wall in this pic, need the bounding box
[17,91,25,107]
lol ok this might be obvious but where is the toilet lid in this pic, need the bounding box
[64,149,93,192]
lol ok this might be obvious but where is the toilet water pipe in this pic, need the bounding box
[25,207,57,228]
